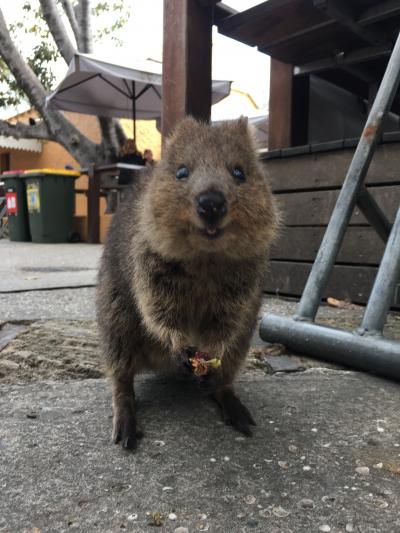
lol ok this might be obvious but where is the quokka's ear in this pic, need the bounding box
[234,115,260,149]
[237,115,249,131]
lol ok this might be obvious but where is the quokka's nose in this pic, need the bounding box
[196,190,227,225]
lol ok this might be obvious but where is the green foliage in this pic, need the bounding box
[92,1,131,47]
[0,59,25,107]
[0,0,131,107]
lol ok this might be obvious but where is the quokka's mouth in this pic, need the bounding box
[200,226,224,240]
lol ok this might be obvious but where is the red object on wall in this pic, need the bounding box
[6,191,18,215]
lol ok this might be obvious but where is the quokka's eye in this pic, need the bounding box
[232,166,245,182]
[176,165,189,180]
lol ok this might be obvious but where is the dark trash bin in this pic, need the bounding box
[23,168,80,243]
[1,170,31,242]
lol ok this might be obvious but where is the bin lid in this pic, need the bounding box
[1,170,25,177]
[24,168,80,177]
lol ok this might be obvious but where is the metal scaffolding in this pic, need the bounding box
[260,32,400,379]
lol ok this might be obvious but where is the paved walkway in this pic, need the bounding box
[2,372,400,532]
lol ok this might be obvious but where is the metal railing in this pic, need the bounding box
[260,31,400,378]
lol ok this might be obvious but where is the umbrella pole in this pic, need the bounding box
[132,81,136,144]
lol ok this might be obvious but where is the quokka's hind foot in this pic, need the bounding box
[215,385,256,437]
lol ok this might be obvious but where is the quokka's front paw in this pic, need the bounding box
[112,409,143,451]
[177,346,198,373]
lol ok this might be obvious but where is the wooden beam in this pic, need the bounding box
[313,0,386,46]
[268,59,293,150]
[358,0,400,26]
[294,45,392,75]
[291,74,310,146]
[197,0,219,6]
[213,2,237,24]
[217,0,295,34]
[162,0,213,139]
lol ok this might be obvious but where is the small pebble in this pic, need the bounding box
[377,427,385,433]
[199,514,207,520]
[223,456,230,462]
[319,526,331,532]
[373,499,388,509]
[278,461,289,470]
[174,528,189,533]
[237,513,246,519]
[355,466,370,475]
[168,513,177,521]
[288,445,298,453]
[345,524,354,533]
[235,436,245,442]
[298,498,314,509]
[148,512,163,526]
[272,506,290,518]
[210,458,216,463]
[153,440,166,447]
[127,514,137,521]
[258,508,270,518]
[303,465,311,471]
[373,462,383,469]
[244,495,256,505]
[311,428,318,433]
[162,486,173,491]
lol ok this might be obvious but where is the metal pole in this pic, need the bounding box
[296,31,400,321]
[356,187,392,243]
[132,80,137,143]
[361,206,400,334]
[259,315,400,380]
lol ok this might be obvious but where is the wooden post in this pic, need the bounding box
[162,0,213,139]
[291,74,310,147]
[87,164,100,244]
[268,58,293,150]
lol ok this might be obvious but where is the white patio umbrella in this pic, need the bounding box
[46,53,232,141]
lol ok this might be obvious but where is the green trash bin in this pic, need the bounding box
[23,168,80,243]
[1,170,31,242]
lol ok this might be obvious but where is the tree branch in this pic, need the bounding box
[0,9,48,111]
[79,0,93,54]
[114,120,127,147]
[0,119,51,140]
[98,117,120,162]
[60,0,82,50]
[38,0,75,64]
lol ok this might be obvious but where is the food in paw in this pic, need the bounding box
[190,351,221,376]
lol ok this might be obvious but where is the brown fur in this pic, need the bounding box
[96,117,279,449]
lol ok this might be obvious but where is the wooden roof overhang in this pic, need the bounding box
[216,0,400,110]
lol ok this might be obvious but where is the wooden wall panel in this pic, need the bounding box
[270,226,385,265]
[277,185,399,226]
[265,261,390,305]
[263,142,400,191]
[263,144,400,304]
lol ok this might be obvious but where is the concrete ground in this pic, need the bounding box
[1,241,400,533]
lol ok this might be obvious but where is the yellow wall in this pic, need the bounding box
[1,110,161,242]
